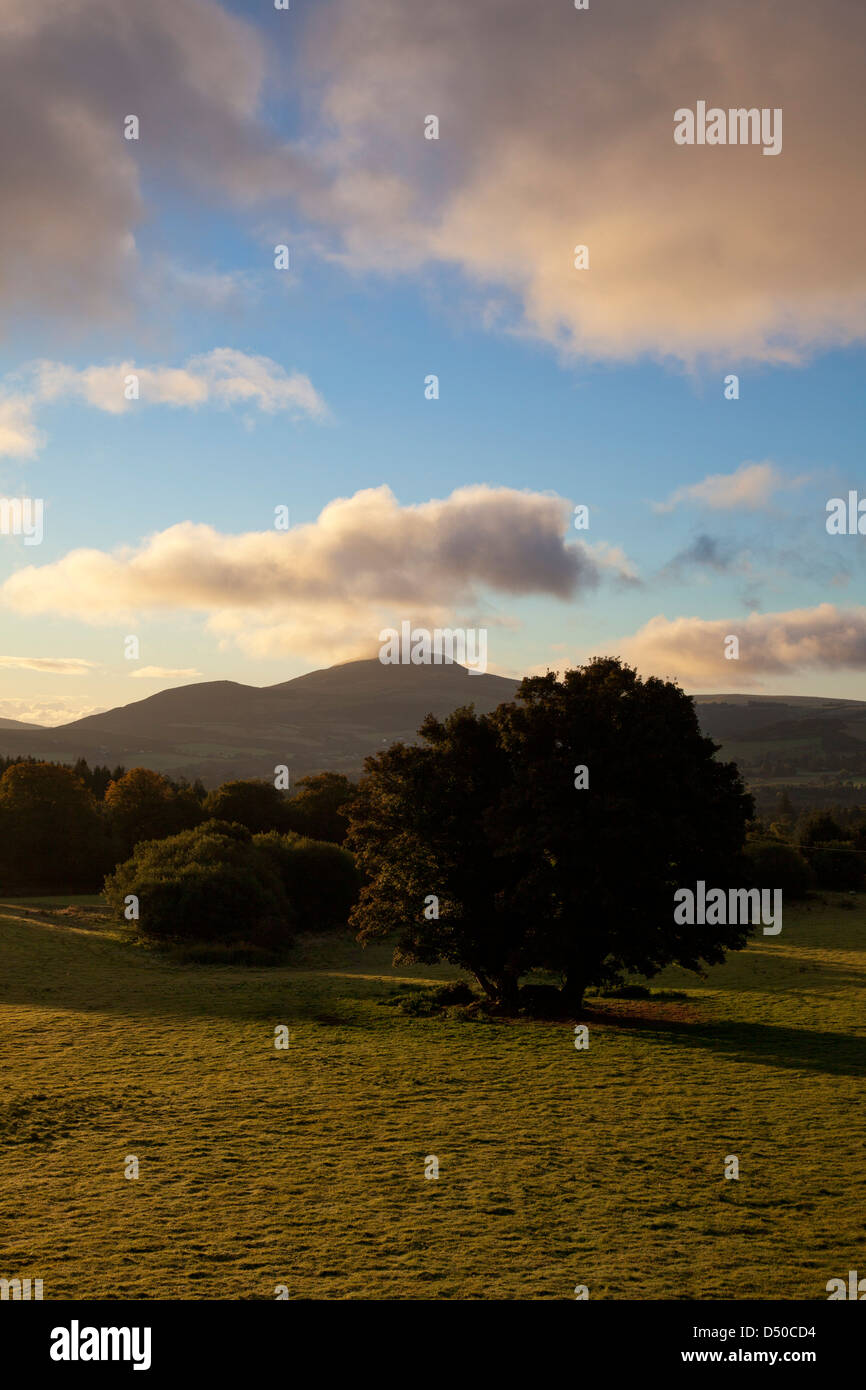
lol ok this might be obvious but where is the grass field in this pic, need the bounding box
[1,894,864,1300]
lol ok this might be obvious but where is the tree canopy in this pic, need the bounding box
[347,657,754,1013]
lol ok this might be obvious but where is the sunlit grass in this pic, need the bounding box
[0,894,863,1300]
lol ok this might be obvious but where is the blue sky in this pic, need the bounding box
[0,0,864,723]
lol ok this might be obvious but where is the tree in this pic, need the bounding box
[104,767,202,860]
[744,841,814,899]
[0,761,109,892]
[203,779,289,834]
[798,812,847,847]
[347,658,754,1014]
[285,773,356,844]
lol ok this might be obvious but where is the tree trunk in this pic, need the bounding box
[561,970,587,1017]
[473,967,520,1012]
[495,970,521,1014]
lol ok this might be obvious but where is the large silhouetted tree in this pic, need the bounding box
[347,658,754,1014]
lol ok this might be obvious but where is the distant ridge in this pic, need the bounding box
[0,661,863,788]
[0,659,519,786]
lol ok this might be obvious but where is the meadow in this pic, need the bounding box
[1,894,863,1300]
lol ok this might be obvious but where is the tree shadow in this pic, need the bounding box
[587,1005,866,1078]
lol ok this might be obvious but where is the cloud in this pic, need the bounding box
[0,697,104,727]
[3,0,863,365]
[0,655,98,675]
[585,541,642,586]
[296,0,866,364]
[660,534,738,578]
[616,604,866,687]
[0,349,326,456]
[652,462,805,514]
[0,0,321,330]
[0,395,43,459]
[130,666,203,679]
[0,485,621,663]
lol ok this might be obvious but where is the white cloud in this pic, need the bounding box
[0,349,327,457]
[0,697,104,727]
[0,395,42,459]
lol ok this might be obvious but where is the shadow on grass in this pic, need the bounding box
[2,912,864,1076]
[587,1004,866,1078]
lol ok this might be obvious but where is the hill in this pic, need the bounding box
[0,659,519,786]
[1,662,864,791]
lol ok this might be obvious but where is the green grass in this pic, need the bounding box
[0,894,864,1300]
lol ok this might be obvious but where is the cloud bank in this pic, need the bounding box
[617,604,866,687]
[2,0,864,365]
[0,485,626,663]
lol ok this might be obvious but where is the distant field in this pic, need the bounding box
[0,895,863,1300]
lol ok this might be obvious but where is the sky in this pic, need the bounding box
[0,0,864,725]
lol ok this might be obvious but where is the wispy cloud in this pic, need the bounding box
[652,462,807,514]
[0,349,327,458]
[0,655,99,675]
[129,666,203,679]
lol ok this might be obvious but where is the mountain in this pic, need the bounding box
[0,661,864,789]
[0,716,44,730]
[0,659,520,785]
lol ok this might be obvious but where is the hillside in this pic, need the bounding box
[1,663,865,789]
[0,660,519,786]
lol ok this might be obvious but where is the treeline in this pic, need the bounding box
[747,804,866,893]
[0,759,355,894]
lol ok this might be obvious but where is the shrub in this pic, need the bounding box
[254,832,360,932]
[743,841,815,899]
[808,842,864,892]
[104,820,293,946]
[383,981,478,1015]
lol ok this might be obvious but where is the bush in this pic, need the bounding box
[383,981,478,1015]
[104,820,293,946]
[808,842,864,892]
[743,841,815,899]
[254,832,360,932]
